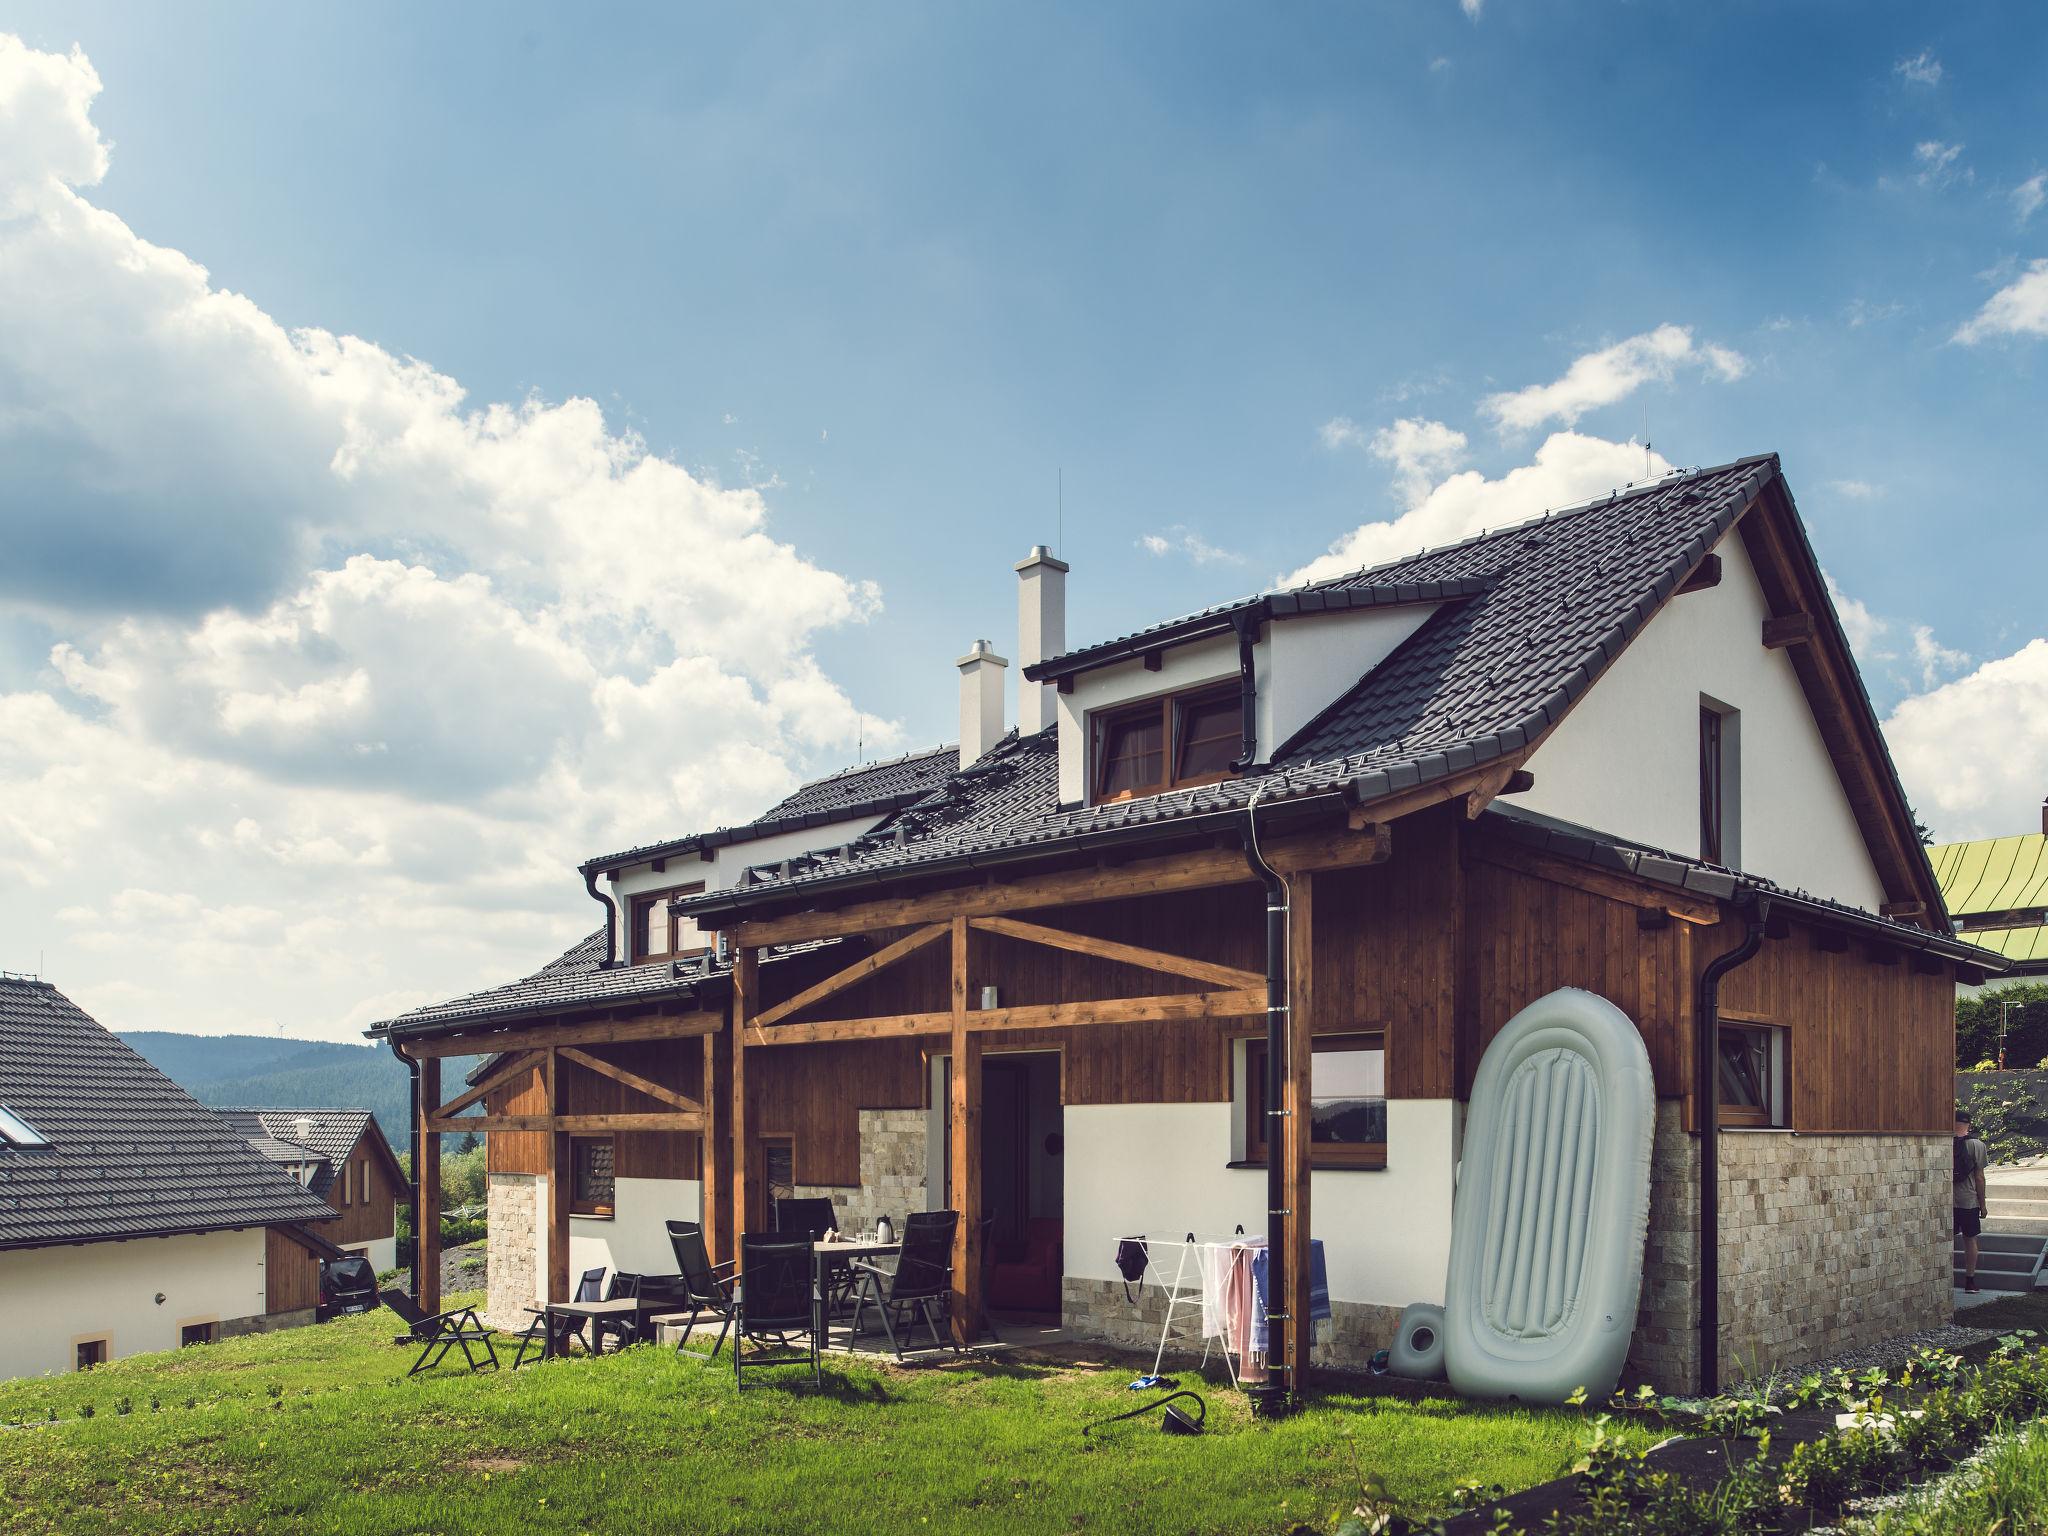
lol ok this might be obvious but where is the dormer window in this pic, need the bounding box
[0,1104,50,1149]
[632,884,710,964]
[1089,684,1240,804]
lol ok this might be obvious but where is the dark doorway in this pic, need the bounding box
[980,1053,1063,1315]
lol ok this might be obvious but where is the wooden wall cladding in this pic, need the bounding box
[265,1227,322,1314]
[746,1036,926,1186]
[483,1037,706,1179]
[485,1061,548,1176]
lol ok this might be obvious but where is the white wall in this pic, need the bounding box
[532,1175,702,1286]
[1257,605,1441,756]
[0,1228,268,1382]
[1517,531,1889,912]
[1061,1100,1459,1309]
[1055,635,1239,805]
[340,1236,399,1275]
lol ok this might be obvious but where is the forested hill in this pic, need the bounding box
[120,1032,481,1155]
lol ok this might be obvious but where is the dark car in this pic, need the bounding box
[319,1254,378,1319]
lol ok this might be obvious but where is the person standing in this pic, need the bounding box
[1955,1110,1990,1294]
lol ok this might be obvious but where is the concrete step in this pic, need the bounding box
[1956,1272,2039,1293]
[1982,1216,2048,1237]
[1986,1196,2048,1215]
[1957,1234,2048,1257]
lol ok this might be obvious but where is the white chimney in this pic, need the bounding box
[957,639,1008,769]
[1015,545,1069,734]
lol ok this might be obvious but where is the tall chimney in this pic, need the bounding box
[1015,545,1069,734]
[957,639,1008,769]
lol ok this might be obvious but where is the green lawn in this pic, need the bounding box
[0,1300,1638,1536]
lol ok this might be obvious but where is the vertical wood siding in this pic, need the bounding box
[265,1228,322,1314]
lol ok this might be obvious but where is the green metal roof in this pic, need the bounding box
[1931,833,2048,917]
[1961,925,2048,967]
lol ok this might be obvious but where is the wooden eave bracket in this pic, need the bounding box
[1762,613,1817,649]
[1677,553,1723,594]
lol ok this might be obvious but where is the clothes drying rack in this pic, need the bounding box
[1121,1228,1266,1388]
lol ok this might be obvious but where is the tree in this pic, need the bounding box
[1957,982,2048,1069]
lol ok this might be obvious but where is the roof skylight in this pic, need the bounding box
[0,1105,51,1149]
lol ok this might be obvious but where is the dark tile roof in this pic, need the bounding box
[685,457,1783,916]
[579,745,960,874]
[0,979,336,1250]
[217,1108,385,1200]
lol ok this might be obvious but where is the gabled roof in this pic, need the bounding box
[1932,831,2048,976]
[578,745,960,875]
[0,979,336,1251]
[218,1107,403,1199]
[682,455,1944,927]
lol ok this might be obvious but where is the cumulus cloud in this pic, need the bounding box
[1953,258,2048,344]
[1318,416,1369,451]
[1479,325,1748,434]
[2013,174,2046,227]
[1894,50,1943,87]
[1887,639,2048,841]
[1823,573,1889,662]
[1289,430,1670,584]
[1368,418,1469,505]
[1909,624,1971,689]
[0,36,899,1038]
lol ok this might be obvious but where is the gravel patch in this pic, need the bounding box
[1769,1324,2000,1386]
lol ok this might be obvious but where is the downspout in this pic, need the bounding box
[389,1036,424,1301]
[1242,783,1295,1417]
[1694,891,1771,1398]
[583,865,619,970]
[1227,609,1261,772]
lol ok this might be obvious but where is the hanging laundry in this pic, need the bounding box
[1250,1239,1332,1355]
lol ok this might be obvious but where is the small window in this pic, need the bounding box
[763,1137,796,1207]
[0,1104,50,1149]
[1700,698,1740,867]
[180,1322,217,1347]
[630,884,710,964]
[1244,1032,1387,1168]
[570,1136,616,1216]
[339,1164,351,1207]
[1090,685,1241,804]
[360,1157,371,1204]
[75,1338,107,1371]
[1718,1023,1789,1129]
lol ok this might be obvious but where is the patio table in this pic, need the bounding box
[540,1297,655,1358]
[811,1238,899,1346]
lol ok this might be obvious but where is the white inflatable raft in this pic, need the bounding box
[1444,987,1655,1404]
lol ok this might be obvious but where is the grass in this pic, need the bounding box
[0,1297,1642,1536]
[1851,1423,2048,1534]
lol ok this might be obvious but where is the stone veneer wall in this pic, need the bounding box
[792,1108,927,1235]
[1060,1275,1400,1369]
[486,1173,539,1329]
[1628,1105,1952,1392]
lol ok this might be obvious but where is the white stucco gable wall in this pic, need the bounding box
[1514,529,1888,912]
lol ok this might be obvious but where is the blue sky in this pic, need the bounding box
[1,6,2044,1037]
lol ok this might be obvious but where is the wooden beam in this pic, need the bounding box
[1880,901,1928,921]
[1463,762,1523,821]
[701,1028,728,1267]
[949,916,982,1346]
[1356,761,1534,830]
[748,922,949,1029]
[1283,871,1315,1399]
[732,948,754,1258]
[731,824,1399,947]
[546,1048,569,1306]
[417,1056,442,1314]
[968,915,1265,990]
[400,1009,722,1060]
[1677,553,1723,594]
[557,1045,703,1113]
[431,1050,541,1121]
[1814,929,1850,953]
[1762,613,1817,649]
[1471,839,1723,924]
[743,1013,953,1048]
[1912,954,1947,978]
[968,988,1264,1033]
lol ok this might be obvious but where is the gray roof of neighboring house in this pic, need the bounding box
[684,456,1794,917]
[217,1108,392,1200]
[578,745,961,875]
[0,979,337,1251]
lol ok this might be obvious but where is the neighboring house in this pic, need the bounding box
[219,1108,407,1274]
[0,977,340,1381]
[1931,806,2048,997]
[374,457,2004,1396]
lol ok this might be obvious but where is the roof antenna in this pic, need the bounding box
[1057,467,1063,557]
[1643,403,1652,479]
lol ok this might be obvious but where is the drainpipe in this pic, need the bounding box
[1694,892,1771,1398]
[1227,611,1261,772]
[583,865,619,969]
[389,1036,424,1300]
[1242,784,1295,1416]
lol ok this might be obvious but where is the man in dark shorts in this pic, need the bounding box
[1955,1110,1989,1294]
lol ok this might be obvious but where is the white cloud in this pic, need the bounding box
[1906,139,1971,189]
[1887,638,2048,841]
[1459,0,1483,18]
[1845,297,1908,328]
[1909,624,1971,689]
[1826,478,1882,501]
[1479,325,1748,434]
[1369,417,1469,505]
[1894,50,1943,87]
[1823,572,1889,662]
[1138,527,1243,565]
[1953,258,2048,344]
[2013,174,2046,226]
[1429,56,1453,74]
[1289,430,1670,584]
[0,36,901,1039]
[1318,416,1370,451]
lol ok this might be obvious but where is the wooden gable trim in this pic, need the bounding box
[1734,485,1947,923]
[348,1111,412,1188]
[397,1009,723,1060]
[434,1050,543,1120]
[967,915,1264,990]
[749,922,949,1029]
[556,1045,704,1113]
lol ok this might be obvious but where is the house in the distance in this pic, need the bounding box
[0,977,339,1380]
[220,1108,407,1275]
[1932,804,2048,999]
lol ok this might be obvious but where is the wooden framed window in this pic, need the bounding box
[570,1136,616,1216]
[1717,1022,1789,1129]
[1089,684,1241,804]
[339,1164,351,1207]
[1700,704,1724,865]
[180,1321,217,1347]
[360,1157,371,1204]
[1244,1032,1387,1168]
[631,883,710,964]
[74,1336,108,1370]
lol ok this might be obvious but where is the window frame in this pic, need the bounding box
[1716,1021,1790,1130]
[338,1163,351,1207]
[1242,1030,1388,1169]
[1088,683,1242,805]
[630,882,711,965]
[1700,703,1725,865]
[179,1320,218,1348]
[73,1335,109,1371]
[568,1134,616,1218]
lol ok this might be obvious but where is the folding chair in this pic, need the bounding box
[657,1220,739,1363]
[591,1271,644,1352]
[380,1289,499,1377]
[849,1209,961,1360]
[509,1265,607,1368]
[733,1232,821,1389]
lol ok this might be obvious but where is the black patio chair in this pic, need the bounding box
[848,1209,961,1360]
[591,1270,644,1352]
[381,1288,499,1377]
[657,1219,738,1362]
[733,1232,821,1389]
[509,1265,608,1368]
[776,1196,853,1312]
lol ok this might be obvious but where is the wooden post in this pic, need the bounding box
[418,1056,443,1313]
[700,1026,732,1266]
[732,948,756,1263]
[949,915,982,1345]
[546,1046,570,1304]
[1283,871,1315,1398]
